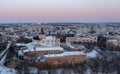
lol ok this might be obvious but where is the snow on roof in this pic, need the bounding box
[107,40,118,42]
[78,45,85,49]
[67,44,75,49]
[16,43,98,58]
[45,36,55,40]
[44,51,85,57]
[16,43,26,46]
[25,36,33,39]
[44,49,98,58]
[72,44,85,49]
[16,43,64,53]
[23,46,64,53]
[23,43,64,53]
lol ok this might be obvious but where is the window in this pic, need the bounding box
[90,40,92,42]
[94,38,97,40]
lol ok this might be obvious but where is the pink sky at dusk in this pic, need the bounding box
[0,0,120,23]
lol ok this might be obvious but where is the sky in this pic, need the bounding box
[0,0,120,23]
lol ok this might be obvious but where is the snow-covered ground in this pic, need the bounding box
[85,50,98,58]
[0,66,17,74]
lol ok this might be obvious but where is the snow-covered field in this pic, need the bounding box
[0,66,17,74]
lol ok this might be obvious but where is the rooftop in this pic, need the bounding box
[44,51,85,57]
[16,43,64,53]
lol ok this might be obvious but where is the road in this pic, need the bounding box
[0,41,11,65]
